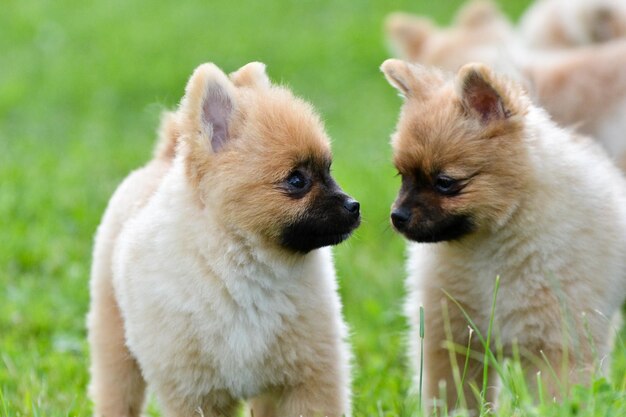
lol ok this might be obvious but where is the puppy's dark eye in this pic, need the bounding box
[434,174,459,196]
[286,171,308,190]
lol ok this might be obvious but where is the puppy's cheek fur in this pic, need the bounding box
[219,186,305,241]
[463,174,524,229]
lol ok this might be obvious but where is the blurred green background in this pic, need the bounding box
[5,1,625,416]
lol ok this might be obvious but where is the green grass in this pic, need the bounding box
[1,0,624,416]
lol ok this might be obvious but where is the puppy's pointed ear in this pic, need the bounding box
[179,63,235,152]
[381,59,441,99]
[230,62,271,88]
[385,13,434,60]
[455,0,506,28]
[456,63,510,123]
[381,59,413,97]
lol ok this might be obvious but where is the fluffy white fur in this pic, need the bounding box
[113,161,350,415]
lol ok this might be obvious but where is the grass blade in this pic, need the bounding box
[480,275,500,415]
[419,305,425,412]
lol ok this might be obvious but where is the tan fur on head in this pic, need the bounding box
[176,63,333,244]
[203,88,332,242]
[382,60,529,229]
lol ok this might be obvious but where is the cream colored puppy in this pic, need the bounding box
[381,59,626,413]
[385,0,517,73]
[88,62,360,417]
[520,0,626,49]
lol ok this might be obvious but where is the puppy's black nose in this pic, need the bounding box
[391,208,411,229]
[343,199,360,216]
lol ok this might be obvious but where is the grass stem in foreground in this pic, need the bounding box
[419,305,425,412]
[481,275,501,415]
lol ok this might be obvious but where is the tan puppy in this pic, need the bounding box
[381,59,626,413]
[520,0,626,49]
[385,1,517,73]
[88,62,360,417]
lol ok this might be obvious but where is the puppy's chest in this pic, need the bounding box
[186,260,306,397]
[434,245,557,332]
[460,265,571,342]
[205,303,299,397]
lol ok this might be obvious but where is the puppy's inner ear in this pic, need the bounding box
[461,70,507,123]
[202,82,234,152]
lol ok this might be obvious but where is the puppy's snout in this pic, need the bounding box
[391,207,411,229]
[343,198,360,217]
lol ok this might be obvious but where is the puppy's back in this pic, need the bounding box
[88,111,178,415]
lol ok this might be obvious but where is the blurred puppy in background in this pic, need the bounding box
[385,0,517,74]
[88,62,360,417]
[525,39,626,170]
[385,0,626,170]
[381,59,626,414]
[520,0,626,49]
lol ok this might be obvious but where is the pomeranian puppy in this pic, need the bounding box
[520,0,626,49]
[88,62,360,417]
[381,59,626,413]
[385,1,516,73]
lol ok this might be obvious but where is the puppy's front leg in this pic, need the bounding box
[275,383,348,417]
[276,348,351,417]
[422,330,457,413]
[88,272,146,417]
[248,392,278,417]
[157,389,239,417]
[525,344,597,403]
